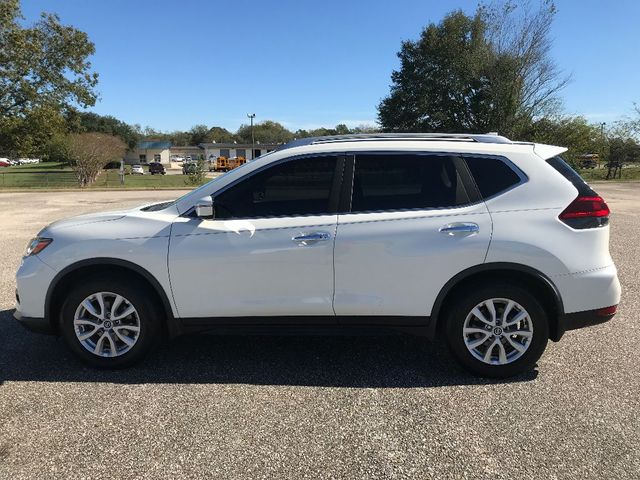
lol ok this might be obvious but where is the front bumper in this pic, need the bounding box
[13,310,53,334]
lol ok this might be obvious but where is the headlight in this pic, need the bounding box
[25,237,52,257]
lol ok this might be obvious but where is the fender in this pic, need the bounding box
[427,262,565,338]
[45,257,181,337]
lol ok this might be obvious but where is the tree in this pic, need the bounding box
[0,104,67,157]
[236,120,294,144]
[188,124,210,145]
[378,1,567,137]
[67,133,126,186]
[66,111,141,149]
[0,0,98,120]
[520,116,601,165]
[207,126,236,143]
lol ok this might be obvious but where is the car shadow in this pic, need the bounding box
[0,309,537,387]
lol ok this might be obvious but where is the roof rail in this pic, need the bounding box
[277,133,512,151]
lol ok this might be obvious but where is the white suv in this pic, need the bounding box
[14,134,621,377]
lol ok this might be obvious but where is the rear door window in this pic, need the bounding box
[351,154,470,212]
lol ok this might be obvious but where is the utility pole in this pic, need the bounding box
[247,113,256,160]
[600,122,606,169]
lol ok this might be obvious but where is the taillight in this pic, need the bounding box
[559,196,610,229]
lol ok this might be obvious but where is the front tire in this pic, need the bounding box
[59,277,161,368]
[444,284,549,378]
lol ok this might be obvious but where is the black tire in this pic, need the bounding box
[59,276,161,368]
[444,283,549,378]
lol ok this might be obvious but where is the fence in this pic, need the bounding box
[0,171,79,188]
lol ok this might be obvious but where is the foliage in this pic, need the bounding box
[66,111,141,149]
[0,0,98,121]
[519,116,603,165]
[185,159,206,185]
[67,133,126,186]
[378,1,567,136]
[206,126,236,143]
[0,105,67,158]
[236,120,294,144]
[188,125,210,145]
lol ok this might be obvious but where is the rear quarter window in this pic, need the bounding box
[464,156,522,199]
[546,156,597,196]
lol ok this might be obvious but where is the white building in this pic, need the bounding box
[199,142,280,162]
[124,141,172,165]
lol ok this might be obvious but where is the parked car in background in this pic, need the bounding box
[14,133,620,377]
[149,162,166,175]
[131,164,144,175]
[0,159,11,167]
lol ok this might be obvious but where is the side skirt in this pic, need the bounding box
[179,316,433,337]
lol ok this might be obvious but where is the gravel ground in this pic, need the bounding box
[0,185,639,479]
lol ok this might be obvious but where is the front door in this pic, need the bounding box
[169,154,343,319]
[333,152,492,319]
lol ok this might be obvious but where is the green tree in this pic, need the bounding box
[0,0,98,120]
[188,124,210,145]
[66,111,140,149]
[0,104,67,157]
[378,2,566,137]
[236,120,294,144]
[521,116,601,165]
[0,0,98,158]
[206,126,236,143]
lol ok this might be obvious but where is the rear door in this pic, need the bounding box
[333,152,492,320]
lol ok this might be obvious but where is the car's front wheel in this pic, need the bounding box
[444,284,549,378]
[60,277,161,368]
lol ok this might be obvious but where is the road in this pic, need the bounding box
[0,184,639,479]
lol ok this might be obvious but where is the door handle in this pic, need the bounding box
[439,222,479,236]
[292,232,331,245]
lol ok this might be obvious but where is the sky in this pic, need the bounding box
[20,0,640,133]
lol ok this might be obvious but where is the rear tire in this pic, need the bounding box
[444,284,549,378]
[59,276,161,368]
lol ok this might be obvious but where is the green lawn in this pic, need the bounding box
[0,162,209,189]
[92,170,208,189]
[579,166,640,182]
[4,161,72,172]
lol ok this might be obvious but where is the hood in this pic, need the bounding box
[42,209,129,233]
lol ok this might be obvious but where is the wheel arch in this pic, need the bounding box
[429,262,565,341]
[45,258,181,337]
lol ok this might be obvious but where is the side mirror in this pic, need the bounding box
[195,196,214,219]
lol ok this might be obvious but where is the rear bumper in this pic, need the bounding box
[554,306,617,341]
[13,310,53,334]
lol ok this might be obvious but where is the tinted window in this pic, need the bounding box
[464,156,521,198]
[215,156,338,219]
[351,154,469,212]
[546,156,597,196]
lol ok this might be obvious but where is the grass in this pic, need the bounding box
[0,162,209,189]
[92,170,208,189]
[579,166,640,182]
[4,161,72,172]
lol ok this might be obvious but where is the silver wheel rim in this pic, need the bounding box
[462,298,534,366]
[73,291,141,358]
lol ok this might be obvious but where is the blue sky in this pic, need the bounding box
[20,0,640,132]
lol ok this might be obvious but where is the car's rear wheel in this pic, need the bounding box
[60,277,161,368]
[444,284,549,378]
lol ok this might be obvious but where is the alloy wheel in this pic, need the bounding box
[462,298,534,365]
[73,291,141,357]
